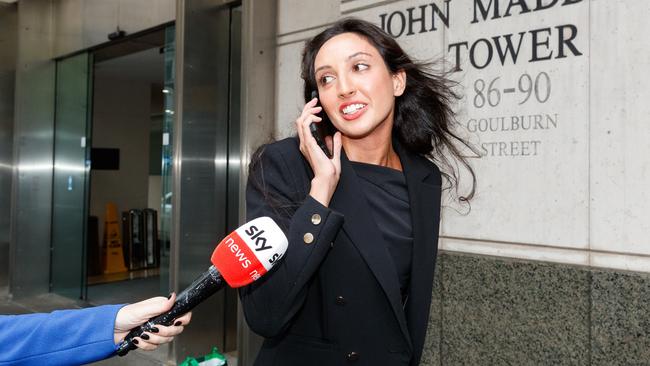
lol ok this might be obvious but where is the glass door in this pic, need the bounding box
[51,52,92,299]
[160,24,175,293]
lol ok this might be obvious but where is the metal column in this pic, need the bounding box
[0,3,17,291]
[171,0,242,361]
[237,0,277,364]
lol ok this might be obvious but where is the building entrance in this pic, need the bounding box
[51,26,174,304]
[50,3,243,360]
[85,27,171,304]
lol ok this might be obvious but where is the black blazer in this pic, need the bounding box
[241,137,441,366]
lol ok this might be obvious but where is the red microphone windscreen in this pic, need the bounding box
[211,217,288,288]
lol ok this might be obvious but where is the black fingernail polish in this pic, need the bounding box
[167,293,173,299]
[151,327,159,333]
[133,339,139,345]
[174,321,182,326]
[141,334,150,340]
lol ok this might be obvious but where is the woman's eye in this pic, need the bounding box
[354,63,369,71]
[320,75,334,85]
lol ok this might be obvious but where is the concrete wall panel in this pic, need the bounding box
[275,42,306,138]
[589,0,650,259]
[278,0,339,36]
[442,0,590,249]
[53,0,175,58]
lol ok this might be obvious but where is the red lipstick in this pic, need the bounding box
[339,101,368,121]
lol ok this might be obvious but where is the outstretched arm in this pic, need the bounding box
[0,294,192,366]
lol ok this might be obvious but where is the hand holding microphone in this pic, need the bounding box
[116,217,288,356]
[113,293,191,349]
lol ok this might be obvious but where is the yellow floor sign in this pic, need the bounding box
[103,202,127,273]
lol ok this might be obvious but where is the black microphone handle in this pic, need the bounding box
[116,265,225,356]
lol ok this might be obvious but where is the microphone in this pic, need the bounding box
[116,217,288,356]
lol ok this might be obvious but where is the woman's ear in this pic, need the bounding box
[392,69,406,97]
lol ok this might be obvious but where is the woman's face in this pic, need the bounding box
[313,32,405,139]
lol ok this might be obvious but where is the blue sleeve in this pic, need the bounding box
[0,304,126,366]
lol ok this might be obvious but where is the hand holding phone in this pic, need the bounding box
[310,90,333,158]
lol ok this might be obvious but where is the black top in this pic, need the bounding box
[242,137,442,366]
[350,161,413,301]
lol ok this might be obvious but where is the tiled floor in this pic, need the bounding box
[0,289,86,314]
[87,275,163,306]
[87,267,161,286]
[88,276,170,365]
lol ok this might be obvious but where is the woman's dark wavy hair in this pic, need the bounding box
[250,17,477,209]
[301,17,477,203]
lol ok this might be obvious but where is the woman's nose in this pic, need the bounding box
[337,76,356,99]
[338,89,355,98]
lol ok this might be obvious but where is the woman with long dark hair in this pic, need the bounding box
[240,18,476,366]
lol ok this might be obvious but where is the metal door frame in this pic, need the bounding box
[170,0,242,361]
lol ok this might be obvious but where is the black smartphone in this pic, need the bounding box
[310,90,333,158]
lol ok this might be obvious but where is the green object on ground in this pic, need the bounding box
[179,347,228,366]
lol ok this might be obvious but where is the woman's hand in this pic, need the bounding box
[296,97,342,206]
[113,293,192,350]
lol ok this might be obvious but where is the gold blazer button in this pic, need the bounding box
[303,232,314,244]
[311,214,322,225]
